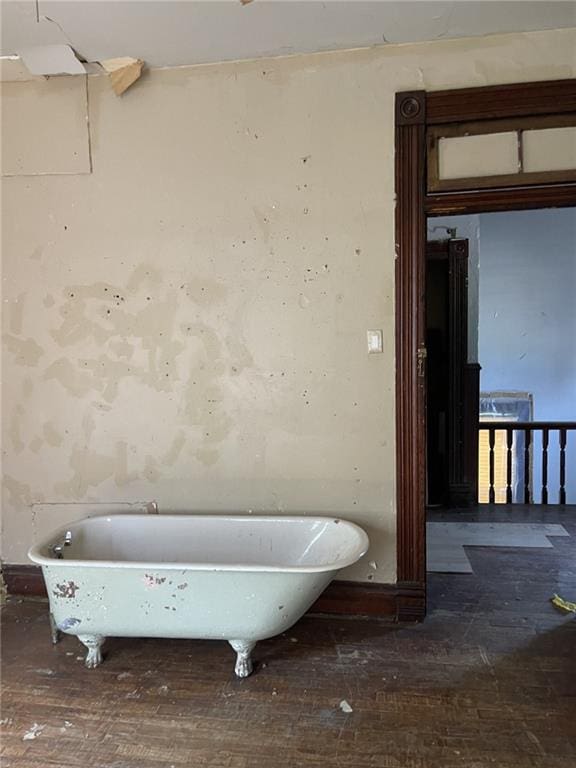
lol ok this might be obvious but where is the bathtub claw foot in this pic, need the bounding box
[229,640,256,678]
[49,613,60,645]
[78,634,105,669]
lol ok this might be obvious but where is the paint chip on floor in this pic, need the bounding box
[551,594,576,613]
[23,723,45,740]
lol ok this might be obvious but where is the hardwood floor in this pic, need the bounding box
[2,507,575,768]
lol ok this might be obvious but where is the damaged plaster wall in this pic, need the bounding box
[1,72,91,176]
[2,28,575,582]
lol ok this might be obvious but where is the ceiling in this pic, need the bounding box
[2,0,576,69]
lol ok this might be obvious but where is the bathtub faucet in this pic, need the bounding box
[51,530,72,559]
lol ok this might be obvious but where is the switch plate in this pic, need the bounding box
[367,330,383,354]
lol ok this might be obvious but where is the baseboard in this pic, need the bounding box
[2,564,47,597]
[2,564,426,622]
[310,580,397,617]
[394,581,426,621]
[312,579,425,621]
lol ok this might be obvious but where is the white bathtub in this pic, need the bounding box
[28,514,369,677]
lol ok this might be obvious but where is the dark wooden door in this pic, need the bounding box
[426,238,479,507]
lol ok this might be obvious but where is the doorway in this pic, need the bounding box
[394,79,576,619]
[425,235,479,509]
[425,207,576,576]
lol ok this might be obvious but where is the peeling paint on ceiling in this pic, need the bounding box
[2,1,576,69]
[17,43,86,75]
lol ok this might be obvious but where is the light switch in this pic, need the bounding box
[367,330,383,354]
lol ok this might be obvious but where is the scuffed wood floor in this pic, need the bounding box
[2,508,576,768]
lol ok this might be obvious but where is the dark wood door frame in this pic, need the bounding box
[395,79,576,620]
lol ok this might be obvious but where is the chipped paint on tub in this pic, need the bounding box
[58,617,81,631]
[143,574,166,588]
[53,580,79,598]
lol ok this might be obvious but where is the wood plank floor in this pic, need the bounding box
[2,506,575,768]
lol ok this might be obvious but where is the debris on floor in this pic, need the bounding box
[0,573,7,606]
[551,594,576,613]
[23,723,45,741]
[339,700,353,713]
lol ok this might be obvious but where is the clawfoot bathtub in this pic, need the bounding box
[29,514,369,677]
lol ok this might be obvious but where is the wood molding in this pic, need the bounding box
[313,580,397,618]
[428,112,576,139]
[463,363,482,506]
[395,90,427,606]
[314,580,425,621]
[447,239,469,507]
[429,170,576,195]
[396,91,426,126]
[2,564,424,622]
[426,79,576,124]
[2,564,47,597]
[425,183,576,216]
[395,582,427,622]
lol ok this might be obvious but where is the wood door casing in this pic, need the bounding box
[395,80,576,621]
[394,91,428,621]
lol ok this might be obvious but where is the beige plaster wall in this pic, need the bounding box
[2,28,575,582]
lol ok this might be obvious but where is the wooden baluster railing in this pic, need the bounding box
[541,428,549,505]
[479,421,574,506]
[523,429,531,504]
[559,428,567,505]
[488,427,495,504]
[505,428,513,504]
